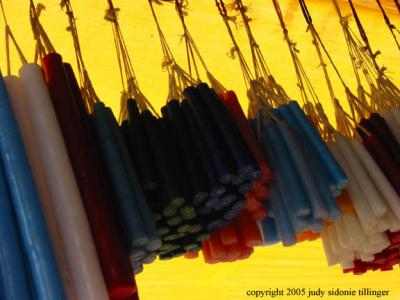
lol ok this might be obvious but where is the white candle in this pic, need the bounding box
[19,64,108,300]
[321,230,339,266]
[5,75,77,300]
[380,109,400,144]
[335,133,387,218]
[350,138,400,222]
[327,141,377,231]
[342,212,364,246]
[334,218,351,249]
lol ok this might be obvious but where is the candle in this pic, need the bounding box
[380,109,400,144]
[327,141,377,231]
[262,122,311,219]
[0,159,32,300]
[107,108,161,252]
[5,75,75,300]
[63,63,135,299]
[350,138,400,221]
[184,86,234,184]
[19,63,108,300]
[0,70,65,300]
[222,91,271,182]
[91,102,148,248]
[287,101,348,190]
[197,83,257,178]
[276,121,328,220]
[335,132,387,218]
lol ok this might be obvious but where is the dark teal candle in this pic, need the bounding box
[0,160,32,300]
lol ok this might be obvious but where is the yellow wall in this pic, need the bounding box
[1,1,399,299]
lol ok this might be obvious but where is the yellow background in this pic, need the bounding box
[1,0,400,299]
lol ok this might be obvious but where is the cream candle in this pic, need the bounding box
[327,141,377,232]
[19,64,108,300]
[350,138,400,221]
[5,75,76,300]
[335,133,387,218]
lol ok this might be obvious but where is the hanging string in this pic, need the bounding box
[271,0,332,140]
[61,0,100,112]
[0,0,27,75]
[395,0,400,13]
[298,0,357,137]
[215,0,278,123]
[148,0,197,102]
[232,0,290,108]
[174,0,226,95]
[29,0,55,62]
[375,0,400,50]
[347,0,400,109]
[105,0,159,121]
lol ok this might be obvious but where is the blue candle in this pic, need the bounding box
[259,216,280,245]
[91,102,148,248]
[0,160,32,300]
[287,101,347,189]
[0,72,65,300]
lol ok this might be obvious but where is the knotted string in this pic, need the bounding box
[61,0,99,113]
[105,0,159,121]
[271,0,333,141]
[375,0,400,50]
[29,0,55,62]
[148,0,197,102]
[232,0,290,108]
[174,0,226,95]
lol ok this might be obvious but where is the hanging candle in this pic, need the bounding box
[63,63,137,299]
[0,70,65,300]
[0,159,32,300]
[19,63,107,300]
[5,74,75,300]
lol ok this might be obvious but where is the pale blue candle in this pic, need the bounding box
[0,72,65,300]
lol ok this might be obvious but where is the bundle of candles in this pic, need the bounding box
[114,83,263,264]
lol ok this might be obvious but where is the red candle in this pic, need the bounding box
[41,53,135,298]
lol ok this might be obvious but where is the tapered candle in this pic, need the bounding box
[276,121,328,219]
[91,102,148,248]
[19,64,107,300]
[0,159,32,300]
[106,108,161,252]
[328,141,377,231]
[5,75,75,300]
[287,101,347,189]
[380,109,400,144]
[0,70,65,300]
[350,138,400,221]
[184,86,234,184]
[63,64,136,299]
[335,133,387,218]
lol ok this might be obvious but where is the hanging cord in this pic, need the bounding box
[148,0,197,103]
[29,0,55,63]
[105,0,159,121]
[348,0,400,108]
[0,0,28,75]
[271,0,333,141]
[215,0,279,131]
[232,0,291,108]
[331,0,375,117]
[298,0,359,138]
[375,0,400,50]
[395,0,400,13]
[174,0,226,95]
[61,0,100,113]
